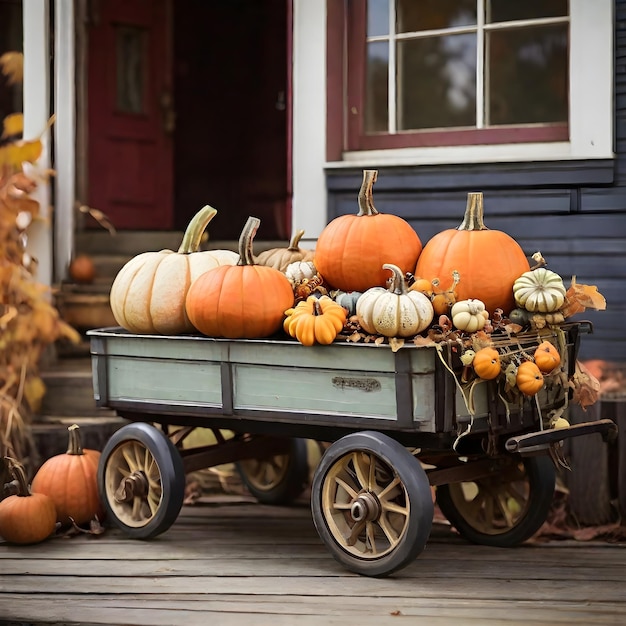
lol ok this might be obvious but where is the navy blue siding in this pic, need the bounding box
[325,3,626,361]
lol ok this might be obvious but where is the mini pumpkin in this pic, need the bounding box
[356,263,434,338]
[516,361,544,396]
[185,217,295,338]
[254,229,315,272]
[533,341,561,374]
[513,268,566,313]
[110,205,239,334]
[431,271,461,316]
[68,254,96,284]
[450,298,489,333]
[332,290,363,316]
[472,347,501,380]
[314,170,422,292]
[285,260,317,284]
[0,457,57,544]
[31,424,104,526]
[284,295,347,346]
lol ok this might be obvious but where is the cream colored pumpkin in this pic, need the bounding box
[285,260,317,284]
[110,206,239,334]
[513,268,566,313]
[451,299,489,332]
[356,263,434,337]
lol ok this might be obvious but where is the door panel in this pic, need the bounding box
[88,0,173,230]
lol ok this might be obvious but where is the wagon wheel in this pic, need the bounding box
[436,455,556,547]
[98,423,185,539]
[236,438,309,505]
[311,431,433,577]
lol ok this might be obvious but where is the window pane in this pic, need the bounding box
[116,26,146,114]
[397,0,476,33]
[365,41,389,133]
[487,25,568,125]
[488,0,568,24]
[368,0,389,37]
[397,34,476,130]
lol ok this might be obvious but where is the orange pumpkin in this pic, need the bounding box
[472,347,501,380]
[314,170,422,292]
[68,254,96,284]
[31,424,103,526]
[0,457,57,544]
[534,341,561,373]
[415,192,530,316]
[516,361,544,396]
[186,217,295,338]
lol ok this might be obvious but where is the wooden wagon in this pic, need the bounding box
[88,322,616,577]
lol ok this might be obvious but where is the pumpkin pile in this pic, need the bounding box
[105,170,607,418]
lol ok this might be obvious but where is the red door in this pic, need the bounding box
[87,0,173,230]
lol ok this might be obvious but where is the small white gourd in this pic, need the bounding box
[451,299,489,332]
[513,268,566,313]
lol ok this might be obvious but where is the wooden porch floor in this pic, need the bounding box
[1,496,625,626]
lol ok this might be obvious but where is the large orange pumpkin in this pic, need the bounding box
[185,216,295,338]
[415,193,530,316]
[314,170,422,292]
[31,424,103,526]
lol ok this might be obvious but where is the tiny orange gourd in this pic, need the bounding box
[516,361,544,396]
[31,424,104,526]
[472,347,501,380]
[533,341,561,374]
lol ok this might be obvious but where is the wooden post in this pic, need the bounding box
[567,402,614,525]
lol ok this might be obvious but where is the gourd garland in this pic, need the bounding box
[185,217,295,338]
[415,192,530,315]
[110,205,239,335]
[255,229,315,272]
[0,457,57,544]
[356,264,434,338]
[31,424,104,526]
[314,170,422,292]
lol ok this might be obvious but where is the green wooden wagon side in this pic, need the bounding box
[88,323,616,577]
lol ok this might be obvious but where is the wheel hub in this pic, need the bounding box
[114,471,149,503]
[350,491,380,523]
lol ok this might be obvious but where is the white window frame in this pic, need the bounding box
[336,0,615,167]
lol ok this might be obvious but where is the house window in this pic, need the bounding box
[325,0,613,165]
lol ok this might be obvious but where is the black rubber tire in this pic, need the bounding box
[98,422,185,539]
[236,438,309,505]
[436,455,556,548]
[311,431,434,577]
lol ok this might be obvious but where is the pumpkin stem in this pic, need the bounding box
[177,205,218,254]
[238,216,261,266]
[4,456,30,497]
[357,170,380,217]
[66,424,85,456]
[311,298,323,316]
[288,229,306,251]
[458,192,487,232]
[383,263,408,295]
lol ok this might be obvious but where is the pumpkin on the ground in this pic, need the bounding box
[314,170,422,292]
[415,192,530,316]
[31,424,103,526]
[356,263,434,337]
[255,229,315,272]
[109,205,239,335]
[185,217,295,338]
[0,457,57,544]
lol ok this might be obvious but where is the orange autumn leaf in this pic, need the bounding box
[561,276,607,319]
[2,112,23,139]
[569,360,601,409]
[0,51,23,85]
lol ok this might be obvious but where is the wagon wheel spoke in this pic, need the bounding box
[346,519,366,546]
[365,521,377,554]
[351,452,370,491]
[377,476,401,500]
[380,499,409,517]
[377,513,401,548]
[335,475,358,501]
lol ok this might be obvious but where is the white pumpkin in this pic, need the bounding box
[513,268,566,313]
[451,299,489,332]
[110,206,239,334]
[285,260,317,284]
[356,264,434,337]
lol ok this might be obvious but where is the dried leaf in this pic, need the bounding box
[0,52,23,86]
[561,276,607,318]
[413,335,436,348]
[78,204,117,236]
[388,337,404,353]
[1,113,23,139]
[569,360,601,409]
